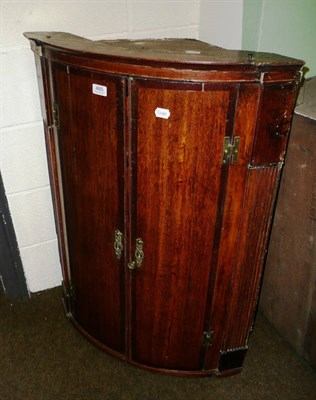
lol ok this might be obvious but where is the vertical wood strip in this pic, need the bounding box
[223,165,281,351]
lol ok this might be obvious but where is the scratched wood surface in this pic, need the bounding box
[24,32,304,71]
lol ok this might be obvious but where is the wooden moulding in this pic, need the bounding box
[24,32,304,83]
[68,312,241,378]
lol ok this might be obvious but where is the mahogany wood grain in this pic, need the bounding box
[43,49,262,83]
[262,70,302,83]
[252,83,299,165]
[203,84,261,369]
[51,64,125,353]
[68,313,226,377]
[131,80,234,370]
[124,77,133,359]
[222,166,281,351]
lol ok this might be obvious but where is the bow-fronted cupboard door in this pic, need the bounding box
[128,79,240,371]
[44,62,299,374]
[48,63,126,354]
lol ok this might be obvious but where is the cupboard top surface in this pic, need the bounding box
[24,32,304,71]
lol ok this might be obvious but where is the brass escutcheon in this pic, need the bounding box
[114,230,123,260]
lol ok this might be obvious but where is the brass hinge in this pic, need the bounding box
[202,330,214,347]
[222,136,240,165]
[52,102,60,129]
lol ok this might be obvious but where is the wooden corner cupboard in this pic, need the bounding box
[25,32,304,377]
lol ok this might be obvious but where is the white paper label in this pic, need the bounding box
[155,107,170,119]
[185,50,201,54]
[92,84,107,97]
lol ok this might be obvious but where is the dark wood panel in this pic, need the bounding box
[52,64,125,353]
[204,166,280,369]
[203,84,260,369]
[233,84,261,165]
[223,165,281,351]
[252,83,299,165]
[44,49,261,83]
[261,70,302,83]
[131,80,234,370]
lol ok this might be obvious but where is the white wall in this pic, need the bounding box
[0,0,200,293]
[242,0,316,78]
[199,0,243,49]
